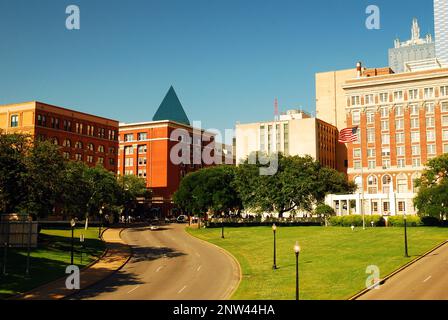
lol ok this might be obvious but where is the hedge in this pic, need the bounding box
[387,215,422,227]
[329,215,385,227]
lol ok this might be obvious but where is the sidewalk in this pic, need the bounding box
[17,228,131,300]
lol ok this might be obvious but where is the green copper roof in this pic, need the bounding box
[152,86,190,125]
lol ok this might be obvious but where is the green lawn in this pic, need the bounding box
[0,227,105,299]
[187,226,448,300]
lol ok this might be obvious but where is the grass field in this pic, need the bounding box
[187,226,448,300]
[0,227,105,299]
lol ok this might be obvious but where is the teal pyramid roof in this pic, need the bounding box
[152,86,190,125]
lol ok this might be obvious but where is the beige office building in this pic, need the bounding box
[235,110,338,170]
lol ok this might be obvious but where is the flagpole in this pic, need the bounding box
[359,126,366,230]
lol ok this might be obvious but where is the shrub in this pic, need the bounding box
[315,204,335,217]
[421,216,441,226]
[329,215,385,227]
[387,215,422,227]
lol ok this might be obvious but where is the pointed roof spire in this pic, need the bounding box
[152,86,190,125]
[411,18,420,41]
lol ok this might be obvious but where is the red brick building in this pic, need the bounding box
[0,101,119,172]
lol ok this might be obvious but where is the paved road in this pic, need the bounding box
[358,241,448,300]
[71,224,240,300]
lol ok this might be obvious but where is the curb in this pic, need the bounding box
[348,239,448,300]
[184,226,242,300]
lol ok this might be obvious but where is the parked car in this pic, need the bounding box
[177,215,188,223]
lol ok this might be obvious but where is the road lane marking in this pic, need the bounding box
[127,285,140,294]
[197,265,202,272]
[178,285,187,294]
[156,266,163,273]
[423,276,432,283]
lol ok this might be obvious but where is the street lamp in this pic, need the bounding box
[98,206,104,238]
[221,213,225,239]
[294,241,301,301]
[404,213,409,257]
[272,223,277,270]
[70,218,76,265]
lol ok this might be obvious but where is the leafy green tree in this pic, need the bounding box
[20,140,66,218]
[315,204,336,226]
[0,132,31,213]
[414,154,448,219]
[313,166,357,203]
[117,174,150,216]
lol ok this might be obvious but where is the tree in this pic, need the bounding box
[313,166,357,203]
[0,132,31,213]
[20,140,66,218]
[315,204,336,226]
[117,174,149,216]
[414,154,448,219]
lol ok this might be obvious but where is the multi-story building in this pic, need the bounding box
[118,87,233,217]
[388,18,435,73]
[435,0,448,65]
[326,66,448,216]
[235,109,339,170]
[0,101,119,172]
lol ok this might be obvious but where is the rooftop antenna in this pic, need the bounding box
[274,98,279,121]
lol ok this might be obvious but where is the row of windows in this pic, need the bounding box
[352,102,448,125]
[123,157,148,167]
[124,132,147,142]
[353,143,448,160]
[353,157,424,170]
[62,152,115,165]
[33,114,117,140]
[355,128,448,145]
[350,86,448,106]
[354,173,420,194]
[50,137,115,153]
[124,145,147,155]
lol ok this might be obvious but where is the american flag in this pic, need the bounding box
[338,127,358,143]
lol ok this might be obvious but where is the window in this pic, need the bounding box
[382,159,391,169]
[397,158,405,168]
[426,116,435,128]
[87,143,94,151]
[441,86,448,97]
[444,130,448,141]
[396,146,405,157]
[138,145,147,154]
[410,104,419,116]
[397,175,408,193]
[371,202,379,213]
[367,128,375,143]
[382,175,392,193]
[138,157,147,165]
[366,111,375,124]
[365,94,374,105]
[97,157,104,165]
[426,103,435,114]
[412,158,421,167]
[52,137,59,145]
[353,148,361,158]
[380,107,389,118]
[379,93,388,103]
[63,152,70,160]
[382,147,391,157]
[75,153,82,161]
[75,141,83,149]
[381,120,389,131]
[284,123,289,155]
[367,148,376,157]
[395,105,404,117]
[396,132,405,144]
[98,128,105,138]
[260,126,265,151]
[98,145,105,153]
[124,146,134,155]
[394,91,403,102]
[63,120,71,131]
[109,158,115,165]
[444,144,448,153]
[86,125,95,136]
[381,134,390,145]
[395,119,404,130]
[398,201,406,212]
[427,130,435,142]
[352,111,361,125]
[353,161,361,170]
[408,89,418,100]
[368,176,378,194]
[424,87,434,99]
[63,139,71,147]
[428,144,436,155]
[351,96,360,106]
[10,115,18,127]
[125,158,133,167]
[411,118,419,129]
[51,117,59,129]
[383,202,390,213]
[75,123,83,134]
[138,169,147,178]
[368,160,376,169]
[87,155,93,163]
[138,132,147,141]
[442,115,448,126]
[412,145,421,156]
[442,101,448,112]
[109,147,115,154]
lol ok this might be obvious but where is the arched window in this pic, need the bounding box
[75,141,83,149]
[87,143,94,151]
[397,174,408,193]
[63,139,71,147]
[52,137,59,145]
[98,145,105,153]
[367,175,378,194]
[382,175,392,193]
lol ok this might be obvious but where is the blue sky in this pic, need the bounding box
[0,0,435,138]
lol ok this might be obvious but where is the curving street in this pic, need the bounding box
[71,224,240,300]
